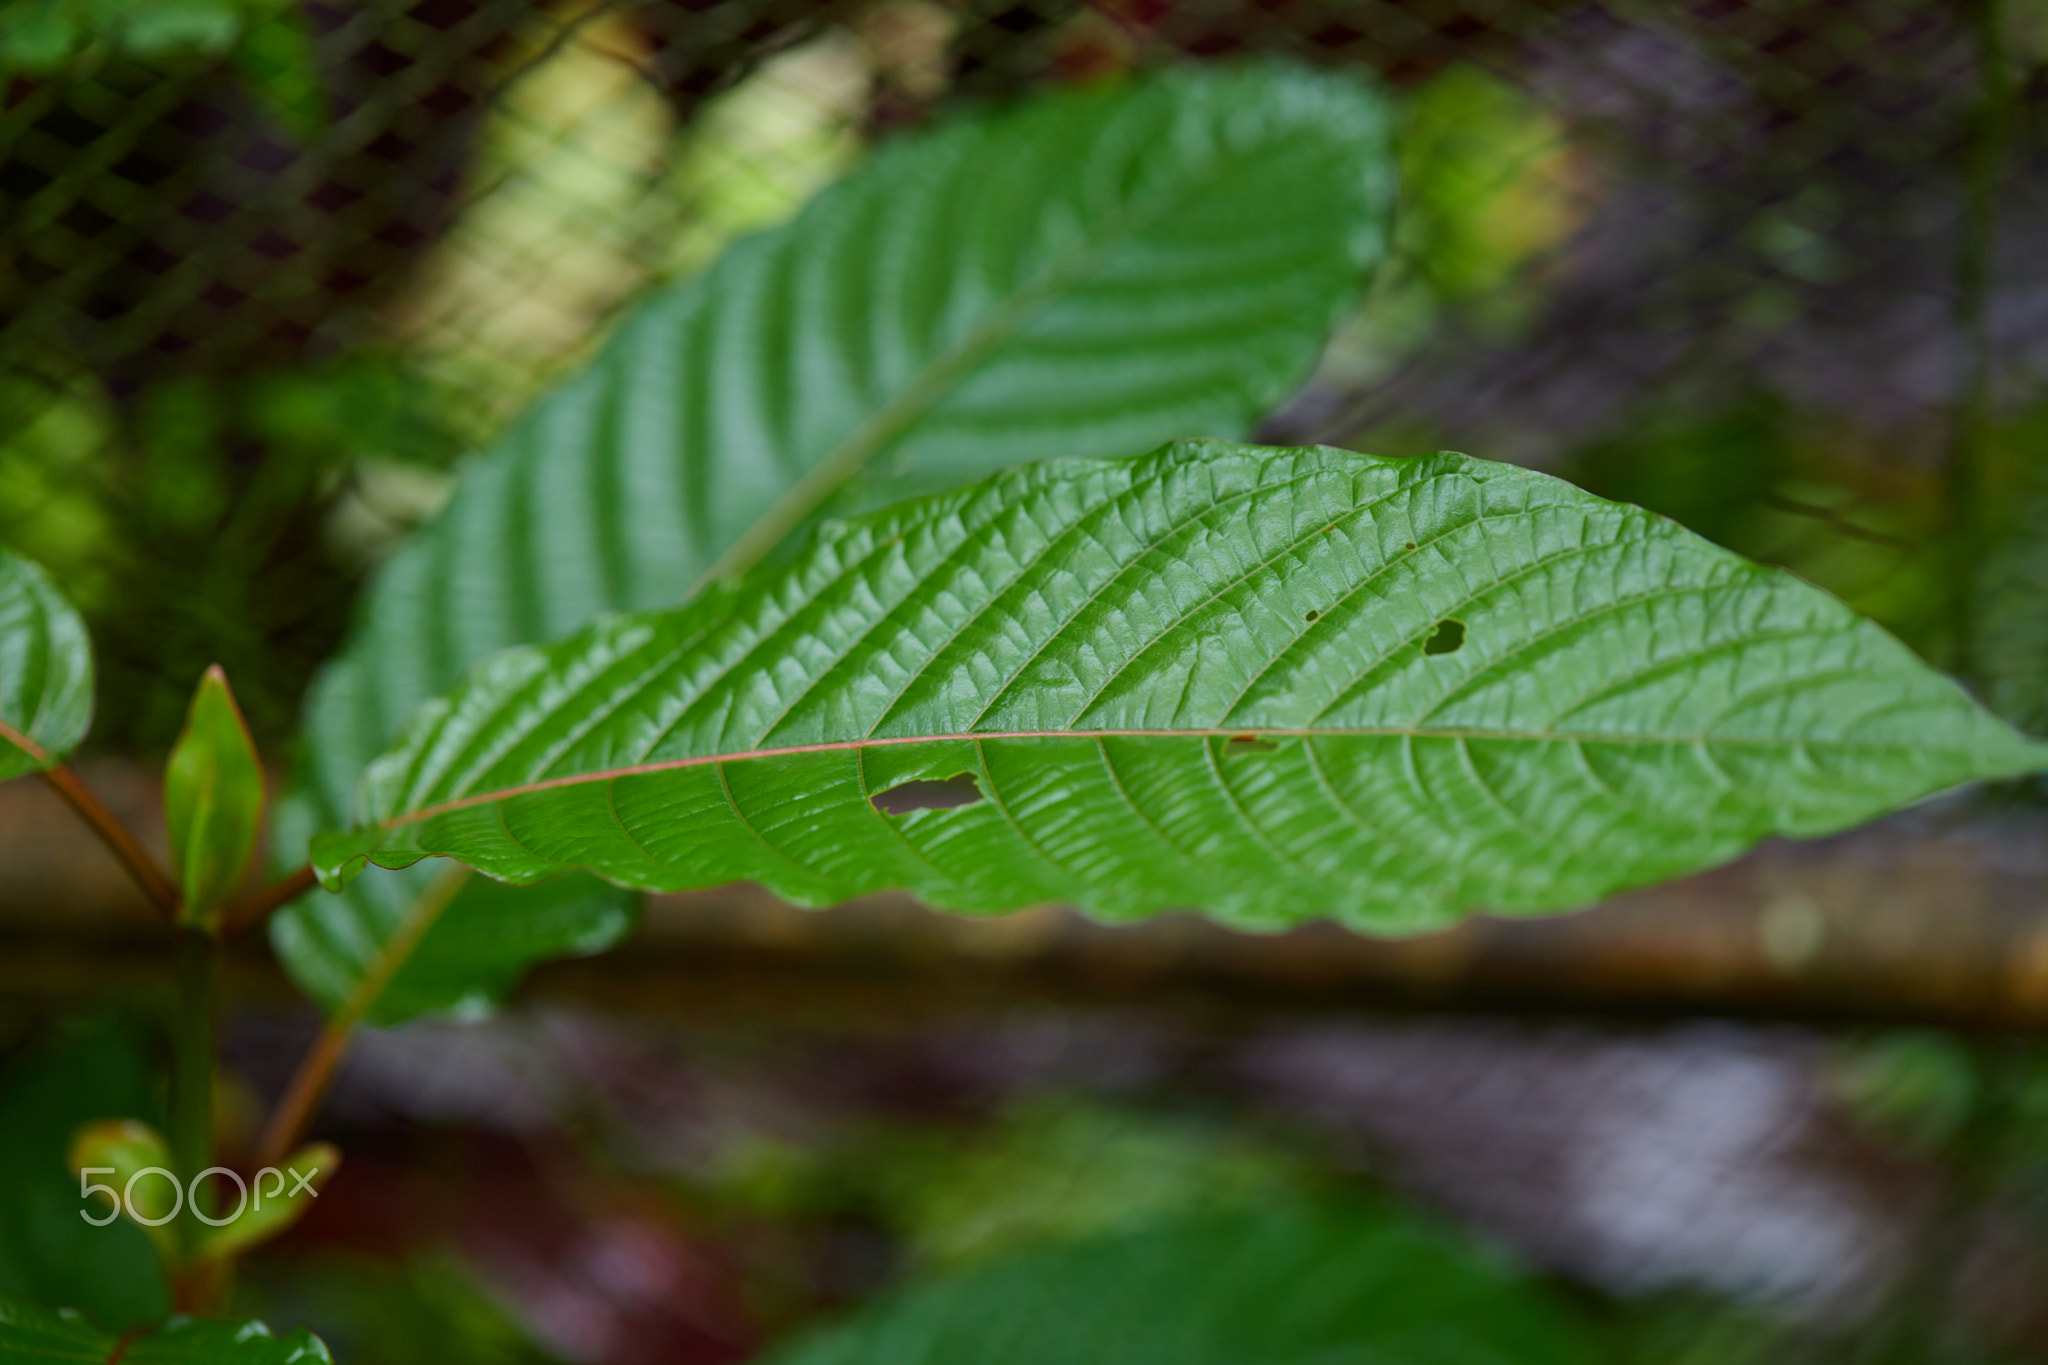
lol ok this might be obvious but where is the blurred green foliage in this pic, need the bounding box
[0,1012,2042,1363]
[0,354,465,746]
[0,0,291,70]
[1316,63,1582,391]
[0,370,121,616]
[762,1199,1603,1365]
[1834,1031,1988,1154]
[0,1013,170,1329]
[235,1253,556,1365]
[677,1073,2048,1365]
[1397,65,1582,312]
[696,1096,1317,1272]
[872,1099,1313,1272]
[1972,404,2048,735]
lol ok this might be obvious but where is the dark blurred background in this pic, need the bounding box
[7,0,2048,1360]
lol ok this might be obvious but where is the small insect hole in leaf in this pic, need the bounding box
[1424,619,1466,655]
[1403,541,1417,551]
[1225,735,1278,754]
[873,773,984,815]
[1303,609,1320,623]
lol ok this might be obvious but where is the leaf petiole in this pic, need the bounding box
[36,763,181,919]
[223,864,318,938]
[254,864,471,1170]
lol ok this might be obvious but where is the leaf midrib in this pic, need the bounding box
[691,124,1293,590]
[372,723,1977,830]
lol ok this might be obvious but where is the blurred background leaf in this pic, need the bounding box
[0,1013,170,1329]
[0,0,297,71]
[760,1199,1601,1365]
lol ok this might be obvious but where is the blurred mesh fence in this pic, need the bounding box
[5,0,2043,750]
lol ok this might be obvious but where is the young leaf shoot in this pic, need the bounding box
[164,667,265,931]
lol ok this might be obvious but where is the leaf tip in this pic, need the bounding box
[168,664,267,930]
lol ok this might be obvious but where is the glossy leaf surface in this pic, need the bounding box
[0,545,93,781]
[165,667,265,930]
[0,1293,331,1363]
[280,62,1395,1017]
[763,1202,1597,1365]
[317,441,2048,933]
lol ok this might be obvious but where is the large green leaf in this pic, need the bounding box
[761,1201,1598,1365]
[314,441,2048,933]
[0,1292,331,1363]
[0,544,93,781]
[279,62,1396,1018]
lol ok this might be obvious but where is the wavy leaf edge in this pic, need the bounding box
[0,1290,333,1364]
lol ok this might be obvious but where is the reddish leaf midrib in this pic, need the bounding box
[367,721,1967,832]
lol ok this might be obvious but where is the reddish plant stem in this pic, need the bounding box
[255,1017,352,1172]
[225,864,317,938]
[255,865,471,1169]
[169,1260,230,1318]
[37,765,181,918]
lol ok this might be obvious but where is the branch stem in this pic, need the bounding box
[37,765,180,918]
[255,865,471,1169]
[169,929,219,1308]
[225,864,317,938]
[254,1016,352,1173]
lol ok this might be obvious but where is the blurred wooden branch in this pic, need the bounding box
[6,765,2047,1030]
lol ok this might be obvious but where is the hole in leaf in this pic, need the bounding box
[873,773,984,815]
[1225,735,1278,754]
[1303,609,1320,623]
[1403,541,1417,551]
[1423,619,1466,655]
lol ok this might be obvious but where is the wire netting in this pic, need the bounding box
[7,0,2041,745]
